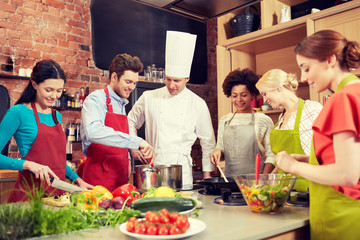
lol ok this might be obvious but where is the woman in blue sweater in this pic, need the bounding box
[0,60,93,202]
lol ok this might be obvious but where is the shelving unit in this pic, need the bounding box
[216,0,360,122]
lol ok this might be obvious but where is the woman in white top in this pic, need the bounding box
[256,69,322,191]
[211,68,275,177]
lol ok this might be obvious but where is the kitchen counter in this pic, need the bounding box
[35,191,309,240]
[0,170,18,204]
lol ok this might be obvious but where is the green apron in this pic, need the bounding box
[270,98,309,192]
[309,74,360,240]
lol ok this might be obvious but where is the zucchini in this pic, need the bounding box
[130,197,196,212]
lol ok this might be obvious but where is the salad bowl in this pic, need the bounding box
[234,174,297,213]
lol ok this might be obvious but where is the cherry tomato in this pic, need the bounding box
[176,216,188,229]
[169,212,180,223]
[158,226,169,235]
[135,224,147,235]
[147,225,158,235]
[126,221,135,232]
[160,215,170,224]
[169,225,181,235]
[148,213,160,223]
[160,208,169,217]
[128,217,137,223]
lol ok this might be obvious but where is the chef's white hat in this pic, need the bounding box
[165,31,197,78]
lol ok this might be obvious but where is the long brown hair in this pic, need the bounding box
[295,30,360,71]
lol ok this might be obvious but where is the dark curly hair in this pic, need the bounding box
[222,68,260,97]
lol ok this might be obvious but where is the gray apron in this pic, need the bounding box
[223,111,263,177]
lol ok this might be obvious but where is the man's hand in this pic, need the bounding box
[139,140,154,160]
[130,149,150,164]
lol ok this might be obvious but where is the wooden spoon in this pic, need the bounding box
[217,165,229,183]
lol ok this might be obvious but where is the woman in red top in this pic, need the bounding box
[276,30,360,239]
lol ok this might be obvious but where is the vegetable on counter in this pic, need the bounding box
[131,197,196,213]
[126,209,190,235]
[140,186,181,198]
[0,186,141,240]
[112,183,140,206]
[74,185,113,211]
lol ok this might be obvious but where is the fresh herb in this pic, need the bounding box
[0,183,141,240]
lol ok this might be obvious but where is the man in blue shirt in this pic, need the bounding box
[80,53,153,191]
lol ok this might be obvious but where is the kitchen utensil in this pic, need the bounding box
[234,174,297,213]
[255,154,261,184]
[195,177,239,195]
[135,164,182,193]
[50,177,85,193]
[217,165,228,182]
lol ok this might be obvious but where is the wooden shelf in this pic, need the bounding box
[52,107,82,111]
[0,74,30,80]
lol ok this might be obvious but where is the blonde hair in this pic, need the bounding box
[256,69,298,93]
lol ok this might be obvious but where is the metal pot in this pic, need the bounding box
[195,177,240,195]
[135,164,182,193]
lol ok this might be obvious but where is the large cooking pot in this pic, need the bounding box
[135,164,182,193]
[195,177,240,195]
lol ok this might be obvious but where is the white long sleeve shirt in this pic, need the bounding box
[127,86,216,172]
[216,112,275,165]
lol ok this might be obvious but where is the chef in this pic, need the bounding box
[128,31,216,190]
[80,53,154,192]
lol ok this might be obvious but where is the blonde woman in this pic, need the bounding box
[256,69,322,192]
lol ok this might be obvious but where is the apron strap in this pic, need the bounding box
[50,108,59,125]
[104,87,113,113]
[293,98,305,130]
[30,102,41,125]
[336,74,359,92]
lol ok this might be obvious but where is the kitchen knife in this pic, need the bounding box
[50,177,85,193]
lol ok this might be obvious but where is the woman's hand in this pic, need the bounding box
[22,161,58,186]
[275,151,300,174]
[210,149,222,166]
[75,178,94,190]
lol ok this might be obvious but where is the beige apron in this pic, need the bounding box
[223,111,262,177]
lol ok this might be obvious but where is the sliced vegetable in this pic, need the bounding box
[240,183,290,213]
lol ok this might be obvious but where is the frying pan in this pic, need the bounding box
[195,177,240,195]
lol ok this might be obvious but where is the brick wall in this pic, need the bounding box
[0,0,217,172]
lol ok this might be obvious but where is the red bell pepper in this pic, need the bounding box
[112,183,140,206]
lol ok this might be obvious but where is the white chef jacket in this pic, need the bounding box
[128,86,216,189]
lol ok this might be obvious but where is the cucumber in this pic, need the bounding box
[130,197,196,212]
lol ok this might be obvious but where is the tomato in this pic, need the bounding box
[176,216,188,229]
[126,221,135,232]
[169,212,180,223]
[128,217,137,223]
[158,226,169,235]
[169,225,181,235]
[160,208,169,217]
[160,215,170,224]
[147,225,158,235]
[145,211,155,221]
[135,224,147,235]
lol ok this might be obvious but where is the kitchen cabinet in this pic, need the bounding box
[216,0,360,122]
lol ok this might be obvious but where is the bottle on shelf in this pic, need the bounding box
[71,94,75,108]
[85,87,89,99]
[75,123,81,141]
[60,89,68,108]
[75,91,80,108]
[151,64,157,82]
[67,122,75,141]
[79,87,85,108]
[67,93,71,108]
[66,140,72,161]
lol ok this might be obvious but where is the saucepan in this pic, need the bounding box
[195,177,240,195]
[135,164,182,193]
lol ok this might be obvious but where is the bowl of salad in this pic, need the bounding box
[234,174,297,214]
